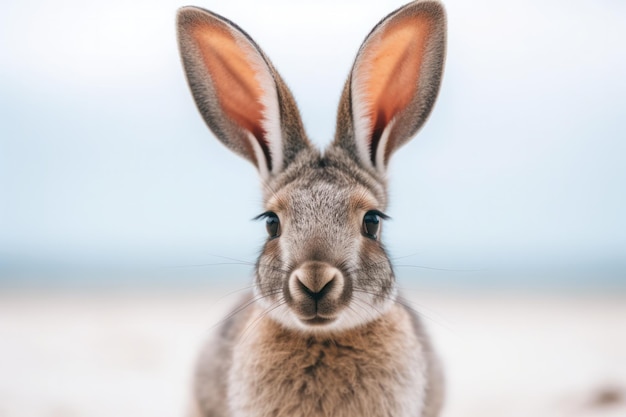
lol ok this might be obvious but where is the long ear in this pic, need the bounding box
[177,7,310,179]
[334,0,446,174]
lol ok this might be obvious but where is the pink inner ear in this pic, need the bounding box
[359,14,433,164]
[191,23,271,168]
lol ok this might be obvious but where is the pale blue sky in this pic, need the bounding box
[1,0,625,278]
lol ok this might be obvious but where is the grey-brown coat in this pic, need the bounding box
[177,1,447,416]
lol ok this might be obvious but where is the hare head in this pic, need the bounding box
[177,0,446,333]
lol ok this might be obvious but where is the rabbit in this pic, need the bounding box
[176,1,446,416]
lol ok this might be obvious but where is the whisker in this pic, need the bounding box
[166,260,292,275]
[350,296,385,321]
[167,261,254,269]
[394,264,482,273]
[238,298,287,345]
[208,289,283,331]
[211,283,257,303]
[211,280,288,304]
[200,253,256,264]
[351,288,454,333]
[388,252,424,261]
[352,292,386,315]
[345,302,372,326]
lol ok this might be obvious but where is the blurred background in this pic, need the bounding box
[0,0,625,416]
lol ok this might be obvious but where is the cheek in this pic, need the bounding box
[359,236,386,261]
[354,239,394,289]
[256,240,285,296]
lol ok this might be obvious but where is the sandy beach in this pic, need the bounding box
[1,287,625,417]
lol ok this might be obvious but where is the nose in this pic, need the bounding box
[296,271,334,301]
[289,261,344,303]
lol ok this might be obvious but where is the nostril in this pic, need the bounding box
[318,277,335,298]
[297,277,335,301]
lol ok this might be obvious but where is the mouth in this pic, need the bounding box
[300,316,336,326]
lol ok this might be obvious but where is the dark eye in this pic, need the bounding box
[265,212,280,238]
[362,211,381,239]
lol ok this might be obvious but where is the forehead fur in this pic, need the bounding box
[265,146,387,210]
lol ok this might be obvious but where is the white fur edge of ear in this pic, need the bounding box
[256,68,283,176]
[235,35,284,177]
[247,131,270,180]
[352,70,396,175]
[375,118,395,172]
[351,60,376,171]
[351,32,392,175]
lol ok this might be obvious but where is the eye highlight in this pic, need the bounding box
[254,211,281,238]
[362,210,388,239]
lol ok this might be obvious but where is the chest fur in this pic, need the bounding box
[228,307,427,417]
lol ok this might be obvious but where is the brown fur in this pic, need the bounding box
[177,1,447,416]
[194,297,443,417]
